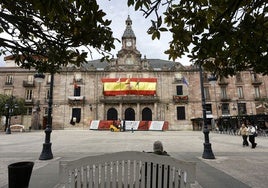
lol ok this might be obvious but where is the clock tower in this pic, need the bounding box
[122,15,136,49]
[117,15,141,67]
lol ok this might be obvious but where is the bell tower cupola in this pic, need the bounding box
[122,15,136,49]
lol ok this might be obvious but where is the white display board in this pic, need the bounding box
[89,120,100,130]
[149,121,164,130]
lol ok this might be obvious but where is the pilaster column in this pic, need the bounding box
[137,103,140,120]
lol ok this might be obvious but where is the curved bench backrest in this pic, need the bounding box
[58,151,196,188]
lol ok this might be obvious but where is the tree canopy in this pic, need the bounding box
[0,0,116,73]
[0,94,26,118]
[128,0,268,76]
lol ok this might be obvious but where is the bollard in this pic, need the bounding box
[8,161,34,188]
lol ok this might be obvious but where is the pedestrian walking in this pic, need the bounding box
[122,119,126,132]
[247,123,257,148]
[238,123,249,147]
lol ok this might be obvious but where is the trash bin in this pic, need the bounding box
[8,161,34,188]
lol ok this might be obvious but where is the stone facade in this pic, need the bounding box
[0,16,267,131]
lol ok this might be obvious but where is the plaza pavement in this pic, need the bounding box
[0,130,268,188]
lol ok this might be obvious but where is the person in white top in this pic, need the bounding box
[247,123,257,148]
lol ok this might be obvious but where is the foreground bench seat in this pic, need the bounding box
[58,151,196,188]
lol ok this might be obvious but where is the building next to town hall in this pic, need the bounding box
[1,16,268,131]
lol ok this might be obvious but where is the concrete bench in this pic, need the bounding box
[57,151,196,188]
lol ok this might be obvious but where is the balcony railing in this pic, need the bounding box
[68,96,85,105]
[173,95,188,103]
[254,95,267,101]
[99,95,159,104]
[5,82,13,86]
[251,78,262,85]
[23,80,35,87]
[220,97,231,102]
[25,98,34,105]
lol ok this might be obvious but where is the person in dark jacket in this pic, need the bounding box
[153,140,169,156]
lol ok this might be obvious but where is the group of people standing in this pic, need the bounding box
[238,123,258,148]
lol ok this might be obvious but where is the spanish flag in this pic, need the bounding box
[101,78,157,96]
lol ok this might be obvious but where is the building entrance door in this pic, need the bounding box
[124,108,135,120]
[142,107,152,121]
[107,108,118,120]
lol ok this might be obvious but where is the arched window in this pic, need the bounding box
[142,107,152,121]
[107,108,118,120]
[124,108,135,120]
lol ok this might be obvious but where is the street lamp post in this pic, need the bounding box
[199,65,215,159]
[34,73,53,160]
[5,96,18,134]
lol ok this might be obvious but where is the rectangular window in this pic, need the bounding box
[205,104,212,114]
[220,87,227,99]
[254,86,260,98]
[25,89,33,100]
[221,103,230,115]
[47,74,51,84]
[46,89,50,100]
[4,89,13,95]
[251,73,258,82]
[236,73,242,83]
[27,75,34,83]
[177,106,186,120]
[204,87,210,100]
[237,86,244,99]
[74,86,81,96]
[238,103,247,115]
[176,85,183,95]
[6,75,13,85]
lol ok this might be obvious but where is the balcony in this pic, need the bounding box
[99,95,159,104]
[25,99,34,105]
[251,78,262,85]
[173,95,188,104]
[23,80,35,87]
[254,96,267,101]
[220,97,231,102]
[5,82,13,86]
[68,96,85,106]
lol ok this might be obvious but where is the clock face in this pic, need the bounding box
[126,40,132,47]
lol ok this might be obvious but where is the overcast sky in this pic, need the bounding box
[0,1,192,67]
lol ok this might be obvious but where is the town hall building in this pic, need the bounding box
[1,16,267,131]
